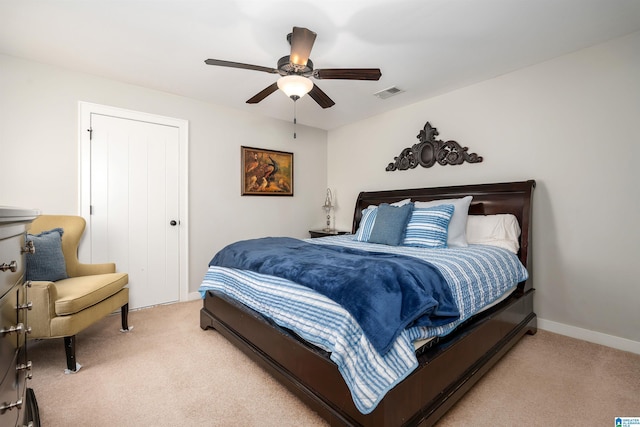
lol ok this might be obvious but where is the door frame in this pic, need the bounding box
[78,101,190,304]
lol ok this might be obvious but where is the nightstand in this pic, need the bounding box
[308,230,350,238]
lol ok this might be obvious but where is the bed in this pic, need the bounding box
[199,180,536,426]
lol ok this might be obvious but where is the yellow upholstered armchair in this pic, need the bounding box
[27,215,129,372]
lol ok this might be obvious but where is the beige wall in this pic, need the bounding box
[0,54,328,294]
[328,32,640,349]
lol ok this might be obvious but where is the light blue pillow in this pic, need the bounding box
[354,206,378,242]
[368,203,414,246]
[403,204,455,248]
[26,228,69,282]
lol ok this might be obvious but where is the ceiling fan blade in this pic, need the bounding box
[205,59,278,74]
[246,82,279,104]
[313,68,382,81]
[289,27,317,67]
[308,84,335,109]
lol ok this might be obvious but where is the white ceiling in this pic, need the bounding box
[2,0,640,130]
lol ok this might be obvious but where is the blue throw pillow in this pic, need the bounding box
[26,228,69,282]
[368,203,414,246]
[403,204,455,248]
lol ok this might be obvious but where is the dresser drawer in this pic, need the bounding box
[0,286,23,389]
[0,226,26,300]
[0,349,19,427]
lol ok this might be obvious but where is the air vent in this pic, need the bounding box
[374,86,404,99]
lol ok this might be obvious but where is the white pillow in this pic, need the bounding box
[392,198,411,206]
[365,198,411,209]
[466,214,521,254]
[414,196,472,247]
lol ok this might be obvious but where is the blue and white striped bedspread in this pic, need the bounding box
[198,235,528,414]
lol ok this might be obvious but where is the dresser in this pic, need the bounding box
[0,207,40,427]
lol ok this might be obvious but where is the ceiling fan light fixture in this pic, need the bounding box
[277,75,313,100]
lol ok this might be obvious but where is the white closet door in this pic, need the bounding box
[90,113,180,309]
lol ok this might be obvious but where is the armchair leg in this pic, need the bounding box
[120,303,130,332]
[64,336,77,372]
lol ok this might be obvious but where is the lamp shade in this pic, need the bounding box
[277,75,313,99]
[322,188,333,209]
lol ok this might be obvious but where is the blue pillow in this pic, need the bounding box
[368,203,414,246]
[403,204,455,248]
[354,206,378,242]
[26,228,69,281]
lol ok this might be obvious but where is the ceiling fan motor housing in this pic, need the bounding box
[278,56,314,76]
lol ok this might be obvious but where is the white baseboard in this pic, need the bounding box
[538,318,640,355]
[188,291,202,302]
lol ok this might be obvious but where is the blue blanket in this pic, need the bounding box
[209,237,459,354]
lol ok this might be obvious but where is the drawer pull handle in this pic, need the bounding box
[17,361,33,380]
[17,360,32,372]
[21,240,35,254]
[0,398,23,412]
[0,323,31,336]
[17,301,33,311]
[0,261,18,272]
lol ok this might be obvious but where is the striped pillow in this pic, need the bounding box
[354,206,377,241]
[403,204,455,248]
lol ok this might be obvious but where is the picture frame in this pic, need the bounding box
[241,146,294,196]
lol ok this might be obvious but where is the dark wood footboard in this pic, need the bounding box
[201,287,536,426]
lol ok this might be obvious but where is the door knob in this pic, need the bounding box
[170,220,178,226]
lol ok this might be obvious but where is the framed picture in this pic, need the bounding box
[241,146,294,196]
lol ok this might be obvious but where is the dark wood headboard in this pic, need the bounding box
[352,180,536,290]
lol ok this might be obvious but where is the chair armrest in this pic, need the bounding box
[75,262,116,277]
[27,281,59,338]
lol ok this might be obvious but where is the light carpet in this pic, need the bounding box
[27,300,640,426]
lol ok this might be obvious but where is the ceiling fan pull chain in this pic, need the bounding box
[293,100,297,139]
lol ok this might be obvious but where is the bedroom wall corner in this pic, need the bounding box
[326,31,640,347]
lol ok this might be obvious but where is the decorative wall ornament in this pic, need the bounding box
[386,122,483,171]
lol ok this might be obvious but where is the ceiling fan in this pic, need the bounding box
[204,27,382,109]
